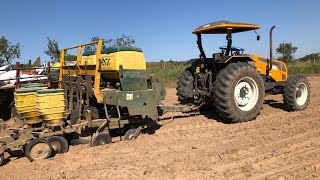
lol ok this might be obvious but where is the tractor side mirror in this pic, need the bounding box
[254,30,261,41]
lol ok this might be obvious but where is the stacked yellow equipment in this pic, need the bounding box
[14,83,65,126]
[36,89,65,126]
[14,88,42,124]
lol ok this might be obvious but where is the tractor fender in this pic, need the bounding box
[224,56,254,64]
[187,58,200,65]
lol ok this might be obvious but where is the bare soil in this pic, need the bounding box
[0,77,320,180]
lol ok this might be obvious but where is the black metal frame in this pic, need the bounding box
[196,34,206,59]
[196,29,233,60]
[225,29,232,56]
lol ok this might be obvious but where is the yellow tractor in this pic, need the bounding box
[177,21,310,123]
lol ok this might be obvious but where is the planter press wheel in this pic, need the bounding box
[47,136,69,154]
[123,126,143,140]
[90,132,112,147]
[25,138,53,162]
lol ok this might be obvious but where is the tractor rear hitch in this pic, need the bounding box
[157,104,202,116]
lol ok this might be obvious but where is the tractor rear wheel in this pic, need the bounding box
[213,62,265,123]
[176,67,194,104]
[283,75,310,111]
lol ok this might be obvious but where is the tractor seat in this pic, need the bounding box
[219,46,244,51]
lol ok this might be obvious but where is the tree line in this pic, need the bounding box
[275,43,320,63]
[44,35,135,63]
[0,35,319,66]
[0,35,135,65]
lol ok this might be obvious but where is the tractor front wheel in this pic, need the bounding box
[213,62,265,123]
[283,75,310,111]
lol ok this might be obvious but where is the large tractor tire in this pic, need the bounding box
[176,67,194,104]
[213,62,265,123]
[283,75,310,111]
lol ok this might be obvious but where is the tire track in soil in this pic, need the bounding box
[211,111,320,179]
[152,107,317,149]
[138,112,320,179]
[220,111,319,146]
[249,154,320,180]
[145,87,319,179]
[155,78,320,179]
[210,129,320,171]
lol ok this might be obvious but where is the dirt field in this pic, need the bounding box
[0,77,319,180]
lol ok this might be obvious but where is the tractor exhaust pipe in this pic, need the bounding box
[269,25,276,72]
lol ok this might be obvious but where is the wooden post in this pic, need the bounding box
[15,62,20,89]
[47,61,51,88]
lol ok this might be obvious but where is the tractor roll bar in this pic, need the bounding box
[196,29,233,59]
[225,29,232,56]
[196,34,206,59]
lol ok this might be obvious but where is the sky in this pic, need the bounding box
[1,0,319,64]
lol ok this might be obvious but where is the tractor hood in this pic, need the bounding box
[192,20,260,34]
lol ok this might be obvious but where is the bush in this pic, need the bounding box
[147,61,189,84]
[287,62,320,74]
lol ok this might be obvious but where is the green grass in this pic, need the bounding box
[147,61,320,84]
[147,61,189,84]
[287,62,320,74]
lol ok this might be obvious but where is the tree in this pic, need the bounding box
[44,37,60,63]
[276,42,298,62]
[0,36,21,65]
[106,34,135,47]
[64,54,77,61]
[84,34,135,52]
[84,36,106,52]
